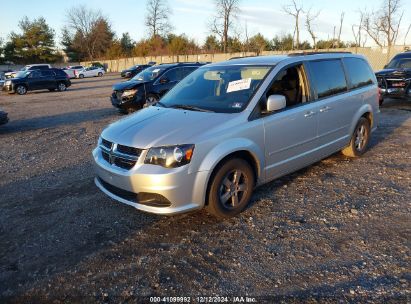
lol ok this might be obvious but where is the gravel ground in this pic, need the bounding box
[0,75,410,303]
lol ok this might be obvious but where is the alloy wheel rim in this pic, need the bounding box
[146,96,157,104]
[59,83,65,91]
[17,86,26,94]
[355,124,366,151]
[219,169,248,209]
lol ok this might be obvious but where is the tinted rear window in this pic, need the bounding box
[309,60,347,99]
[54,69,66,76]
[343,58,374,89]
[41,70,54,77]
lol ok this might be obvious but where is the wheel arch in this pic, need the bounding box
[197,139,264,206]
[349,104,374,135]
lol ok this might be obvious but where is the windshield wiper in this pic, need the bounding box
[154,101,168,108]
[169,104,214,112]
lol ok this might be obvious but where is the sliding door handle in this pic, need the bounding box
[304,111,316,118]
[319,106,332,113]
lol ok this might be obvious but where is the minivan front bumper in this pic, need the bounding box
[92,148,208,215]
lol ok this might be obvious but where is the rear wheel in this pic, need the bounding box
[57,82,67,91]
[48,88,56,92]
[98,72,103,77]
[16,85,27,95]
[206,158,255,218]
[342,117,371,157]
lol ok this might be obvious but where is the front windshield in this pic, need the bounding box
[20,67,29,72]
[16,71,30,78]
[131,66,166,81]
[386,58,411,69]
[158,65,272,113]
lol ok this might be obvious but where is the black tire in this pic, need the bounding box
[57,82,67,92]
[79,74,84,79]
[48,88,56,92]
[16,85,27,95]
[206,158,255,218]
[379,97,384,106]
[342,117,371,157]
[98,72,103,77]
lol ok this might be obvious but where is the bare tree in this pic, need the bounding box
[66,5,113,60]
[145,0,172,38]
[337,12,345,47]
[352,14,364,51]
[283,0,303,49]
[210,0,241,53]
[305,8,320,50]
[404,23,411,46]
[361,0,403,48]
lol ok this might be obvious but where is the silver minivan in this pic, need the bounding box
[93,53,379,217]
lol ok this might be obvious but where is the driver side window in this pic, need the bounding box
[264,63,309,111]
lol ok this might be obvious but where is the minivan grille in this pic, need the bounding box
[99,138,142,170]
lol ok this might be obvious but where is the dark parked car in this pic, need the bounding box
[111,62,207,113]
[0,108,8,125]
[120,64,152,78]
[376,51,411,105]
[2,68,71,95]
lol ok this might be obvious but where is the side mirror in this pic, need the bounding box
[266,95,286,112]
[160,77,169,84]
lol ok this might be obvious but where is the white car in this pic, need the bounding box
[62,65,84,79]
[76,66,105,79]
[5,64,52,79]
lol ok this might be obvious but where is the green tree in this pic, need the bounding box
[271,34,294,51]
[61,27,82,62]
[5,17,60,64]
[120,32,134,56]
[248,33,269,55]
[203,35,221,53]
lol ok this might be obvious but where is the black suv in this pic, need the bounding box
[2,68,71,95]
[376,51,411,104]
[121,64,152,78]
[111,62,207,113]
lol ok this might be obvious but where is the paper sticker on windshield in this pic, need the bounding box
[231,102,243,108]
[227,78,251,93]
[152,69,160,73]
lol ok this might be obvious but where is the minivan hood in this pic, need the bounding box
[101,106,232,149]
[113,80,146,91]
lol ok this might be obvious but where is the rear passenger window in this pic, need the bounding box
[343,58,374,89]
[41,70,54,77]
[309,60,347,99]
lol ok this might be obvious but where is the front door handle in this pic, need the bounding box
[304,111,316,118]
[319,106,332,113]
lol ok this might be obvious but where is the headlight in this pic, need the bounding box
[121,89,138,98]
[144,144,195,168]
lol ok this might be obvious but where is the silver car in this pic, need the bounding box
[93,53,379,217]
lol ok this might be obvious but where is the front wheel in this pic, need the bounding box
[206,158,255,218]
[79,74,84,79]
[144,94,159,107]
[342,117,371,157]
[16,85,27,95]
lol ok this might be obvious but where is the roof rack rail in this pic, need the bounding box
[158,62,210,65]
[288,51,352,56]
[229,55,258,60]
